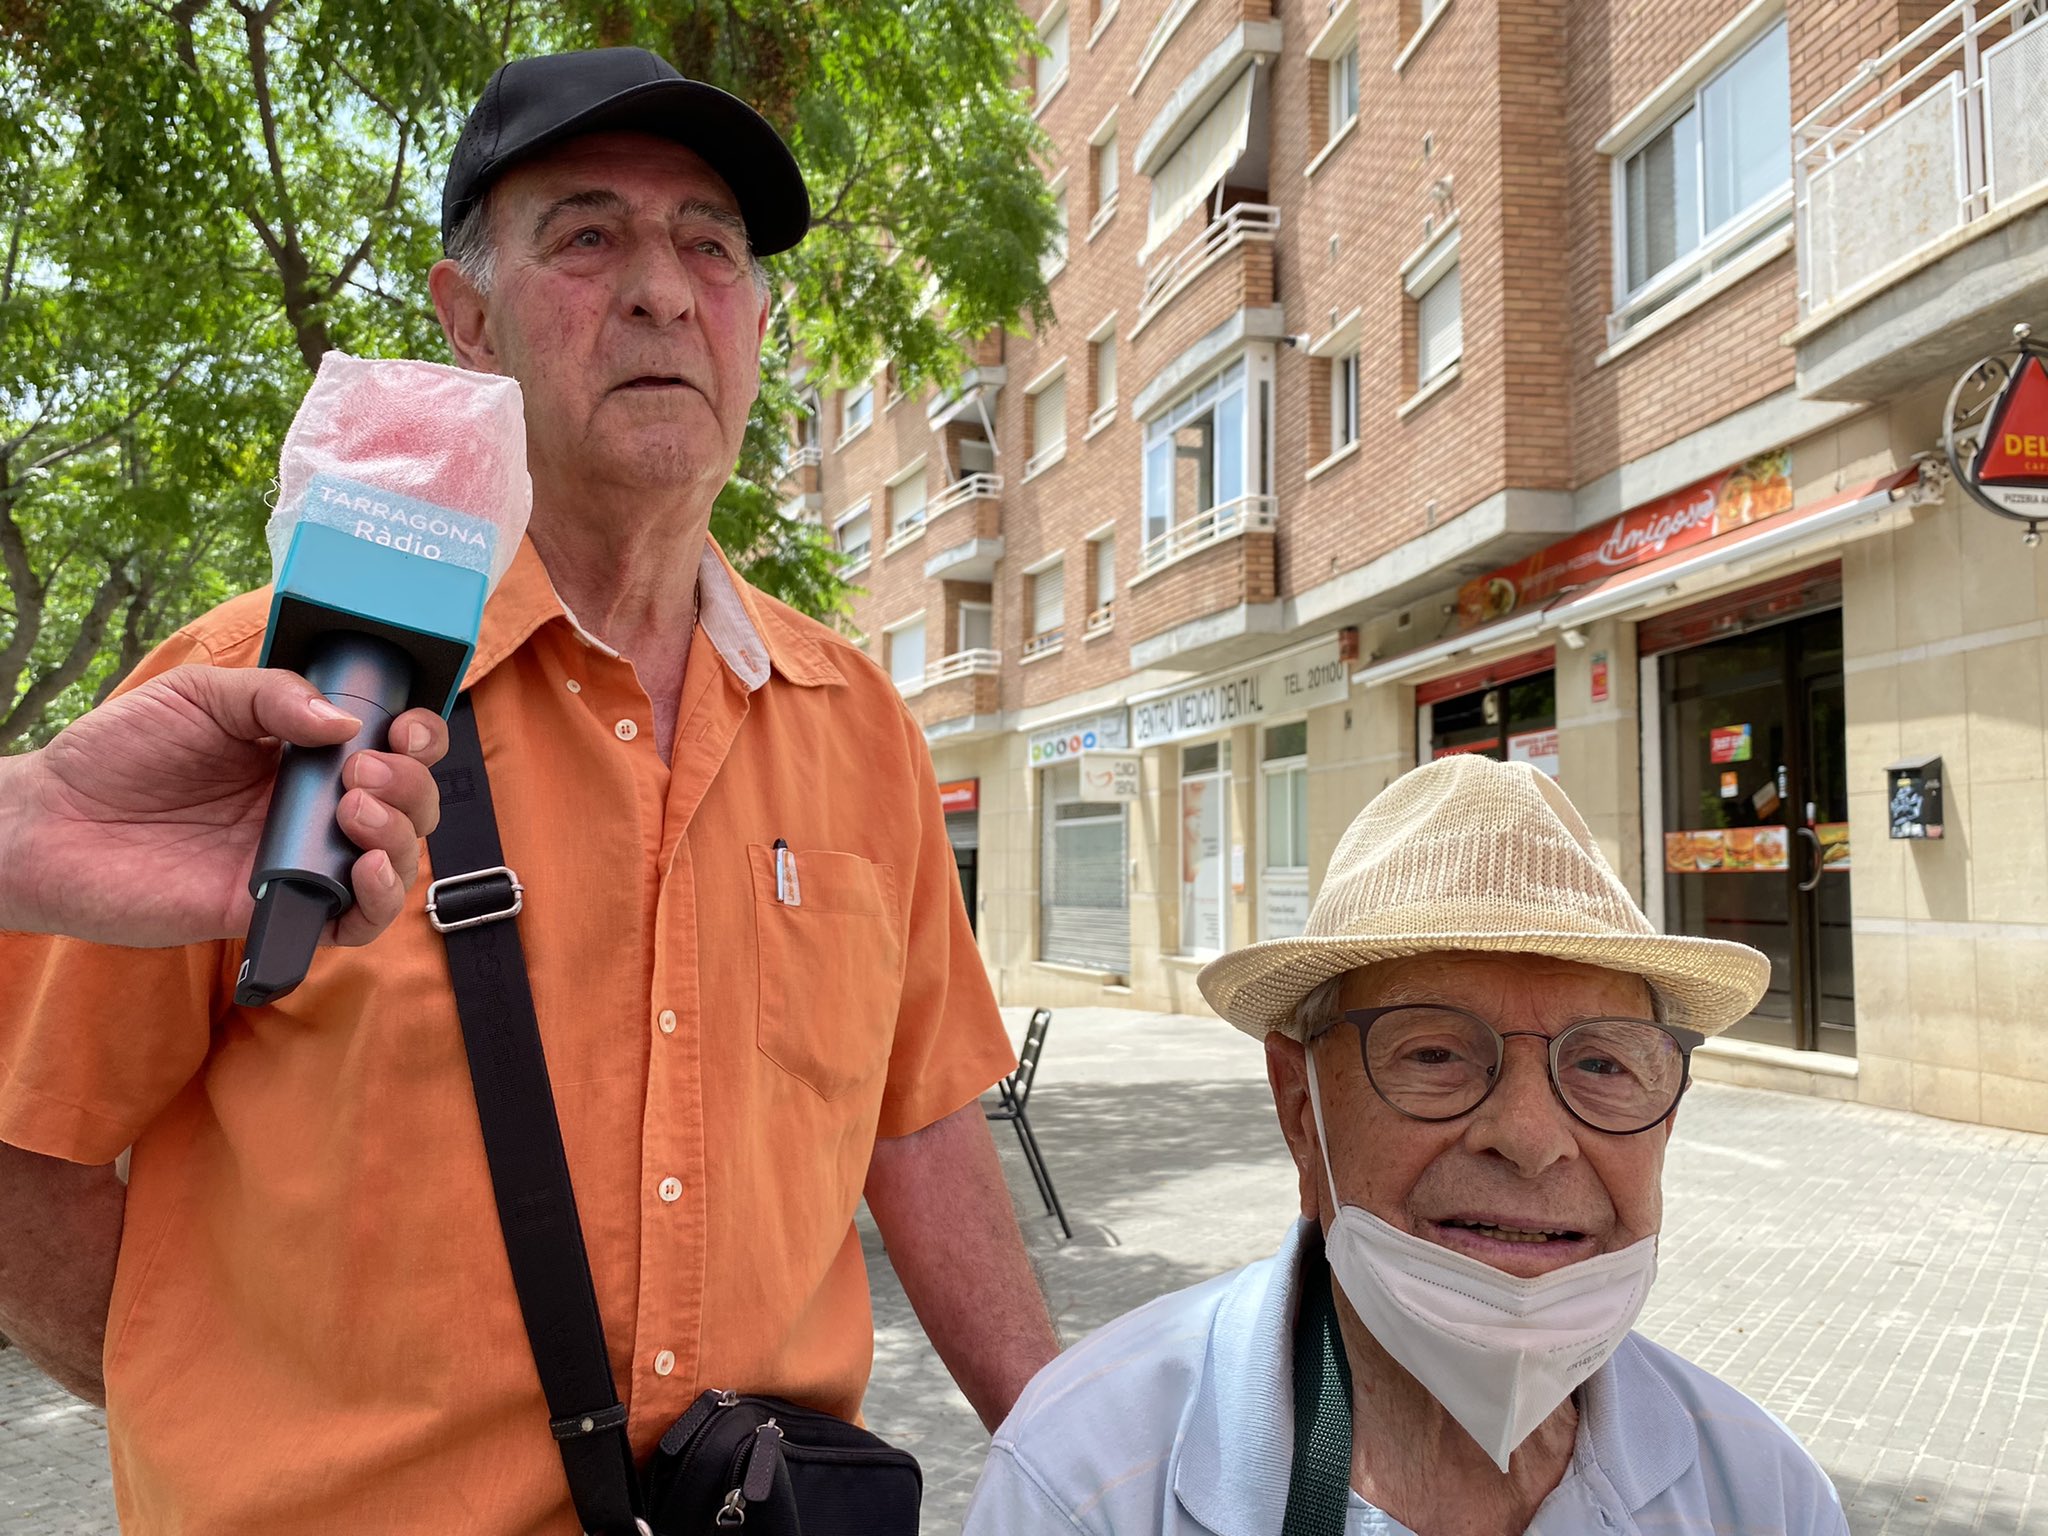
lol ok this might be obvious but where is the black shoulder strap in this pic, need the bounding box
[426,694,645,1536]
[1281,1236,1354,1536]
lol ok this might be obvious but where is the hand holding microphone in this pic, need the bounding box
[235,355,531,1005]
[0,666,447,947]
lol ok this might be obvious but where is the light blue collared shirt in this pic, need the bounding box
[963,1221,1848,1536]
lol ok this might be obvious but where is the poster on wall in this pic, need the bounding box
[1261,869,1311,939]
[1663,827,1789,872]
[1455,450,1793,629]
[1181,778,1224,954]
[1506,728,1560,778]
[1710,724,1754,764]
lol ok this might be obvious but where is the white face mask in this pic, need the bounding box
[1304,1049,1658,1472]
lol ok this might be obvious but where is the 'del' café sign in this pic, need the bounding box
[1453,450,1794,630]
[1947,322,2048,547]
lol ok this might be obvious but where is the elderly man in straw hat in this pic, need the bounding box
[962,755,1848,1536]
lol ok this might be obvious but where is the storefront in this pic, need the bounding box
[1643,567,1855,1055]
[1419,650,1559,774]
[939,778,981,934]
[1131,637,1352,957]
[1029,710,1132,973]
[1357,444,1912,1057]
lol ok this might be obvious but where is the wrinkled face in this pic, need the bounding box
[1274,952,1672,1280]
[445,131,769,503]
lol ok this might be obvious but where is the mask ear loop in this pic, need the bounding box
[1303,1043,1346,1218]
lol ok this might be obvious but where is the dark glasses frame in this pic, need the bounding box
[1340,1005,1708,1136]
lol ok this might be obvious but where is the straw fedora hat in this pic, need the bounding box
[1197,754,1770,1040]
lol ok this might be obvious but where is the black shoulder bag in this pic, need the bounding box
[425,695,922,1535]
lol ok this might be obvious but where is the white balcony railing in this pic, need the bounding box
[1136,203,1280,330]
[1085,602,1115,636]
[1021,630,1065,660]
[925,648,1002,686]
[1023,440,1067,480]
[791,444,822,468]
[1139,494,1278,574]
[884,515,926,555]
[928,472,1003,520]
[1796,0,2048,319]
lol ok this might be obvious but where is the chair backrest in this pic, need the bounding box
[1011,1008,1053,1109]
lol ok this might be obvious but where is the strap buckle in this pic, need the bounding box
[425,865,525,933]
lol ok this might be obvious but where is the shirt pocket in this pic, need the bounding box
[750,844,904,1101]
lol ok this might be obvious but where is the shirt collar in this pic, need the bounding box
[462,536,843,692]
[1171,1220,1698,1535]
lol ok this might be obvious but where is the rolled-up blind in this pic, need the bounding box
[1039,762,1129,972]
[1143,66,1257,259]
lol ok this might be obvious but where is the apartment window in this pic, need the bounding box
[1090,331,1118,424]
[959,601,994,652]
[1260,721,1310,940]
[1141,352,1274,567]
[886,617,926,692]
[1027,370,1068,477]
[1095,133,1120,217]
[835,503,872,568]
[1618,20,1790,303]
[1406,229,1462,389]
[1088,532,1116,630]
[1044,182,1070,278]
[1330,350,1359,452]
[887,464,927,539]
[841,381,874,441]
[1037,3,1070,103]
[798,392,821,454]
[1027,558,1066,654]
[1328,42,1360,139]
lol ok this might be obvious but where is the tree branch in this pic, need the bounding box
[321,115,411,304]
[0,356,196,499]
[0,560,133,753]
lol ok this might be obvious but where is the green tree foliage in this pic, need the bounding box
[0,0,1054,749]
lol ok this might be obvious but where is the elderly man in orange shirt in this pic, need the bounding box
[0,48,1059,1533]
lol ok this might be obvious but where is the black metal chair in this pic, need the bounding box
[985,1008,1071,1239]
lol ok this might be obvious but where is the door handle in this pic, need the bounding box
[1796,825,1824,892]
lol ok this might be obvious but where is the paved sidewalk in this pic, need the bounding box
[7,1005,2047,1534]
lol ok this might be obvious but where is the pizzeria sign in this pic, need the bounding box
[1455,449,1794,630]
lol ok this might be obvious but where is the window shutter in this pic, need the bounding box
[1033,563,1066,636]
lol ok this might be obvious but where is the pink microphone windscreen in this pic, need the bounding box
[268,354,533,593]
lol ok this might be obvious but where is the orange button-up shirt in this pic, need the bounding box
[0,539,1014,1533]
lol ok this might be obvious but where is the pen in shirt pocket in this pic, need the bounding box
[773,838,801,906]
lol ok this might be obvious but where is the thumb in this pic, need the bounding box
[154,665,362,748]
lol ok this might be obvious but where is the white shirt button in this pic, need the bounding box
[653,1349,676,1377]
[657,1009,678,1035]
[658,1176,683,1203]
[566,679,581,694]
[614,718,638,741]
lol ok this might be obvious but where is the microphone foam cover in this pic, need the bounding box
[269,353,533,593]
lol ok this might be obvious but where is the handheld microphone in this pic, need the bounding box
[235,354,531,1007]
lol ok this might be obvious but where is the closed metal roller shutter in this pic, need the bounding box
[1039,762,1129,972]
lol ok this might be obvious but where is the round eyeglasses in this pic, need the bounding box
[1342,1005,1705,1136]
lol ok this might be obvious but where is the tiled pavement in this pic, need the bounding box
[7,1005,2047,1533]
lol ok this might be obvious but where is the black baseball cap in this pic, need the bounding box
[441,47,811,256]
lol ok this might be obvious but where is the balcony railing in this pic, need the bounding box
[1796,0,2048,319]
[1085,601,1115,637]
[925,648,1002,686]
[884,515,926,555]
[1136,202,1280,331]
[790,444,822,468]
[1023,440,1067,480]
[1139,494,1278,574]
[928,472,1003,520]
[1021,630,1065,660]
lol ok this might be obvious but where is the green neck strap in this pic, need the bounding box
[1281,1239,1355,1536]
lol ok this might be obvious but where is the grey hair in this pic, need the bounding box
[446,189,500,294]
[443,185,771,298]
[1288,963,1666,1040]
[1292,975,1347,1042]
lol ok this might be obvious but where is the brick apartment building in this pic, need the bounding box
[789,0,2048,1131]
